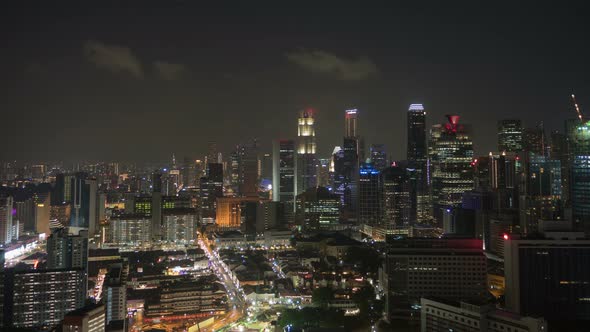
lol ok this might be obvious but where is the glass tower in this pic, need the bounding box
[297,109,317,193]
[497,119,523,153]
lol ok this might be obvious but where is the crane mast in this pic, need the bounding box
[571,94,584,122]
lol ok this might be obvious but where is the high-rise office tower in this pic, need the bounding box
[429,115,474,224]
[47,228,89,270]
[0,196,13,245]
[407,104,427,162]
[407,104,430,224]
[295,187,340,231]
[151,170,163,240]
[569,120,590,233]
[238,140,259,197]
[316,158,331,188]
[358,162,381,226]
[505,229,590,322]
[497,119,523,153]
[345,109,358,138]
[207,141,218,164]
[70,172,97,235]
[296,109,317,193]
[272,139,296,223]
[380,166,411,237]
[342,137,359,220]
[200,163,223,224]
[519,153,563,234]
[53,173,66,205]
[370,144,387,171]
[261,153,273,182]
[3,268,87,329]
[523,125,546,155]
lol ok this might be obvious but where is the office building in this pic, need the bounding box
[237,140,259,197]
[379,166,411,238]
[104,263,128,326]
[497,119,523,153]
[200,163,223,224]
[3,268,87,329]
[272,139,297,223]
[358,162,381,226]
[47,228,89,270]
[523,126,545,155]
[70,172,98,235]
[0,196,13,244]
[162,208,198,243]
[504,229,590,322]
[407,104,430,224]
[420,298,546,332]
[108,215,151,245]
[383,238,487,321]
[296,187,341,231]
[296,109,317,193]
[345,108,358,138]
[61,304,106,332]
[370,144,387,171]
[216,197,265,229]
[429,115,474,223]
[569,120,590,233]
[341,137,359,220]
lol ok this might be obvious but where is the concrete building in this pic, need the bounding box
[108,215,151,245]
[421,298,546,332]
[3,268,87,329]
[504,227,590,322]
[383,238,487,321]
[61,304,106,332]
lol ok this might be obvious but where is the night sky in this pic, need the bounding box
[2,2,589,163]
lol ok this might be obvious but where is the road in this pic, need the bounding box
[198,235,247,330]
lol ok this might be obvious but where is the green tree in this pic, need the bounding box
[312,287,334,309]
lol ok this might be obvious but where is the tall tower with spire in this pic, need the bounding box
[297,109,317,193]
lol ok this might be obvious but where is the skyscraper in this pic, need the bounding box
[407,104,430,224]
[69,172,97,235]
[238,140,259,197]
[272,139,296,223]
[0,196,13,245]
[358,162,381,226]
[200,163,223,224]
[497,119,523,153]
[523,125,546,155]
[296,109,317,193]
[47,228,89,270]
[380,166,411,237]
[370,144,387,171]
[569,120,590,233]
[429,115,474,224]
[345,109,358,138]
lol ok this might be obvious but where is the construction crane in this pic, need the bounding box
[571,94,584,122]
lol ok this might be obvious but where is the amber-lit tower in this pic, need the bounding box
[297,109,317,193]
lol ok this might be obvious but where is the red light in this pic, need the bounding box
[503,234,509,240]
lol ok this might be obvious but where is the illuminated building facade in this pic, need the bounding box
[0,196,13,245]
[497,119,523,153]
[358,162,381,226]
[162,208,198,243]
[296,187,340,231]
[345,109,358,138]
[216,197,265,229]
[407,104,430,224]
[296,109,317,193]
[199,163,223,224]
[570,120,590,233]
[381,166,411,234]
[69,172,98,235]
[370,144,387,171]
[46,228,88,270]
[3,268,87,329]
[108,215,151,245]
[429,115,474,223]
[272,139,296,223]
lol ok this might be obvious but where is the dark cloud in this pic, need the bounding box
[153,61,188,80]
[84,41,143,78]
[286,49,378,81]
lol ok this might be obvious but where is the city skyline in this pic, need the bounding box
[2,3,589,162]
